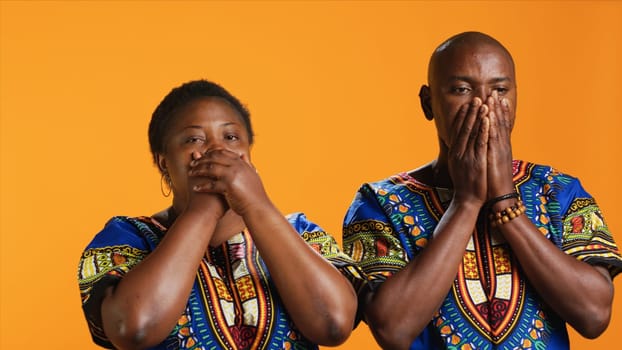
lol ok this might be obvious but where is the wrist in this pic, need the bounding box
[487,184,516,200]
[182,206,222,223]
[490,198,518,213]
[239,200,278,220]
[184,198,226,220]
[486,191,526,228]
[450,197,485,213]
[485,191,519,211]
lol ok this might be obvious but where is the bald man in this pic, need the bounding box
[342,32,622,350]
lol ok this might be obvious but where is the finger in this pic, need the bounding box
[189,161,229,179]
[192,179,222,193]
[240,153,258,173]
[492,97,511,145]
[476,115,490,155]
[488,109,499,146]
[468,118,481,152]
[450,103,469,145]
[466,104,487,152]
[203,148,241,161]
[190,153,233,171]
[491,91,503,122]
[453,98,482,155]
[500,97,512,130]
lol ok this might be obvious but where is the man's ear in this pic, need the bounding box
[156,154,167,173]
[419,85,434,121]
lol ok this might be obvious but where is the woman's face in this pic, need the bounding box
[157,97,251,203]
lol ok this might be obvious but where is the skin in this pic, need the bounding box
[100,97,358,349]
[363,33,614,350]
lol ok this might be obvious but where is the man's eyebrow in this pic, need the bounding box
[447,75,472,82]
[487,77,512,84]
[447,76,512,83]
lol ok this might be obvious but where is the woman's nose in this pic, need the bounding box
[202,139,226,154]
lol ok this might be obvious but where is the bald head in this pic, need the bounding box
[428,32,515,86]
[418,31,518,140]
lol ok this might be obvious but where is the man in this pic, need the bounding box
[343,32,622,349]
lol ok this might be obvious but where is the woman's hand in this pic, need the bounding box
[189,149,269,217]
[485,91,515,199]
[184,151,228,219]
[448,97,490,205]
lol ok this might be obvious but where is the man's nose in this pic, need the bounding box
[474,87,490,101]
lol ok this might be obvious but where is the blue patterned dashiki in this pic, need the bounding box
[78,212,366,350]
[342,160,622,350]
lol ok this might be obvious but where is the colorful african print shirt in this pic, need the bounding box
[342,160,622,350]
[78,212,366,350]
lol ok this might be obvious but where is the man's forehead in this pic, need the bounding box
[439,41,508,64]
[430,43,514,82]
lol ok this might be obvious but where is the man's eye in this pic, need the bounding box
[495,87,509,95]
[451,87,471,94]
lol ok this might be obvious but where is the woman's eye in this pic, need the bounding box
[185,136,205,144]
[225,134,239,141]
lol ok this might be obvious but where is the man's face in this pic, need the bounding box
[427,42,517,148]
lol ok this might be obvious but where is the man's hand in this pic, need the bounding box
[448,97,490,206]
[485,91,515,199]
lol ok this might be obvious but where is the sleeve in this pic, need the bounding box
[554,176,622,278]
[342,184,409,292]
[77,217,152,348]
[286,212,368,295]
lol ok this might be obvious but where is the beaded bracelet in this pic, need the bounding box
[489,200,526,228]
[484,191,519,209]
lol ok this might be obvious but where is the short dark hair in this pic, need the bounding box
[148,79,253,167]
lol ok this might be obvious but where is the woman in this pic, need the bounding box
[78,80,363,349]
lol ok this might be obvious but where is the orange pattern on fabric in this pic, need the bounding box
[463,251,479,279]
[213,277,233,302]
[493,247,511,274]
[236,275,257,302]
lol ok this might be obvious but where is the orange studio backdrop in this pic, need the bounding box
[1,1,621,349]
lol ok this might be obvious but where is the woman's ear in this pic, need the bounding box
[419,85,434,121]
[156,154,167,173]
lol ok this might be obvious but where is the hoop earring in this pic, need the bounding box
[160,173,172,197]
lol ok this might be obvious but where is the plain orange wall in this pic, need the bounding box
[1,1,621,349]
